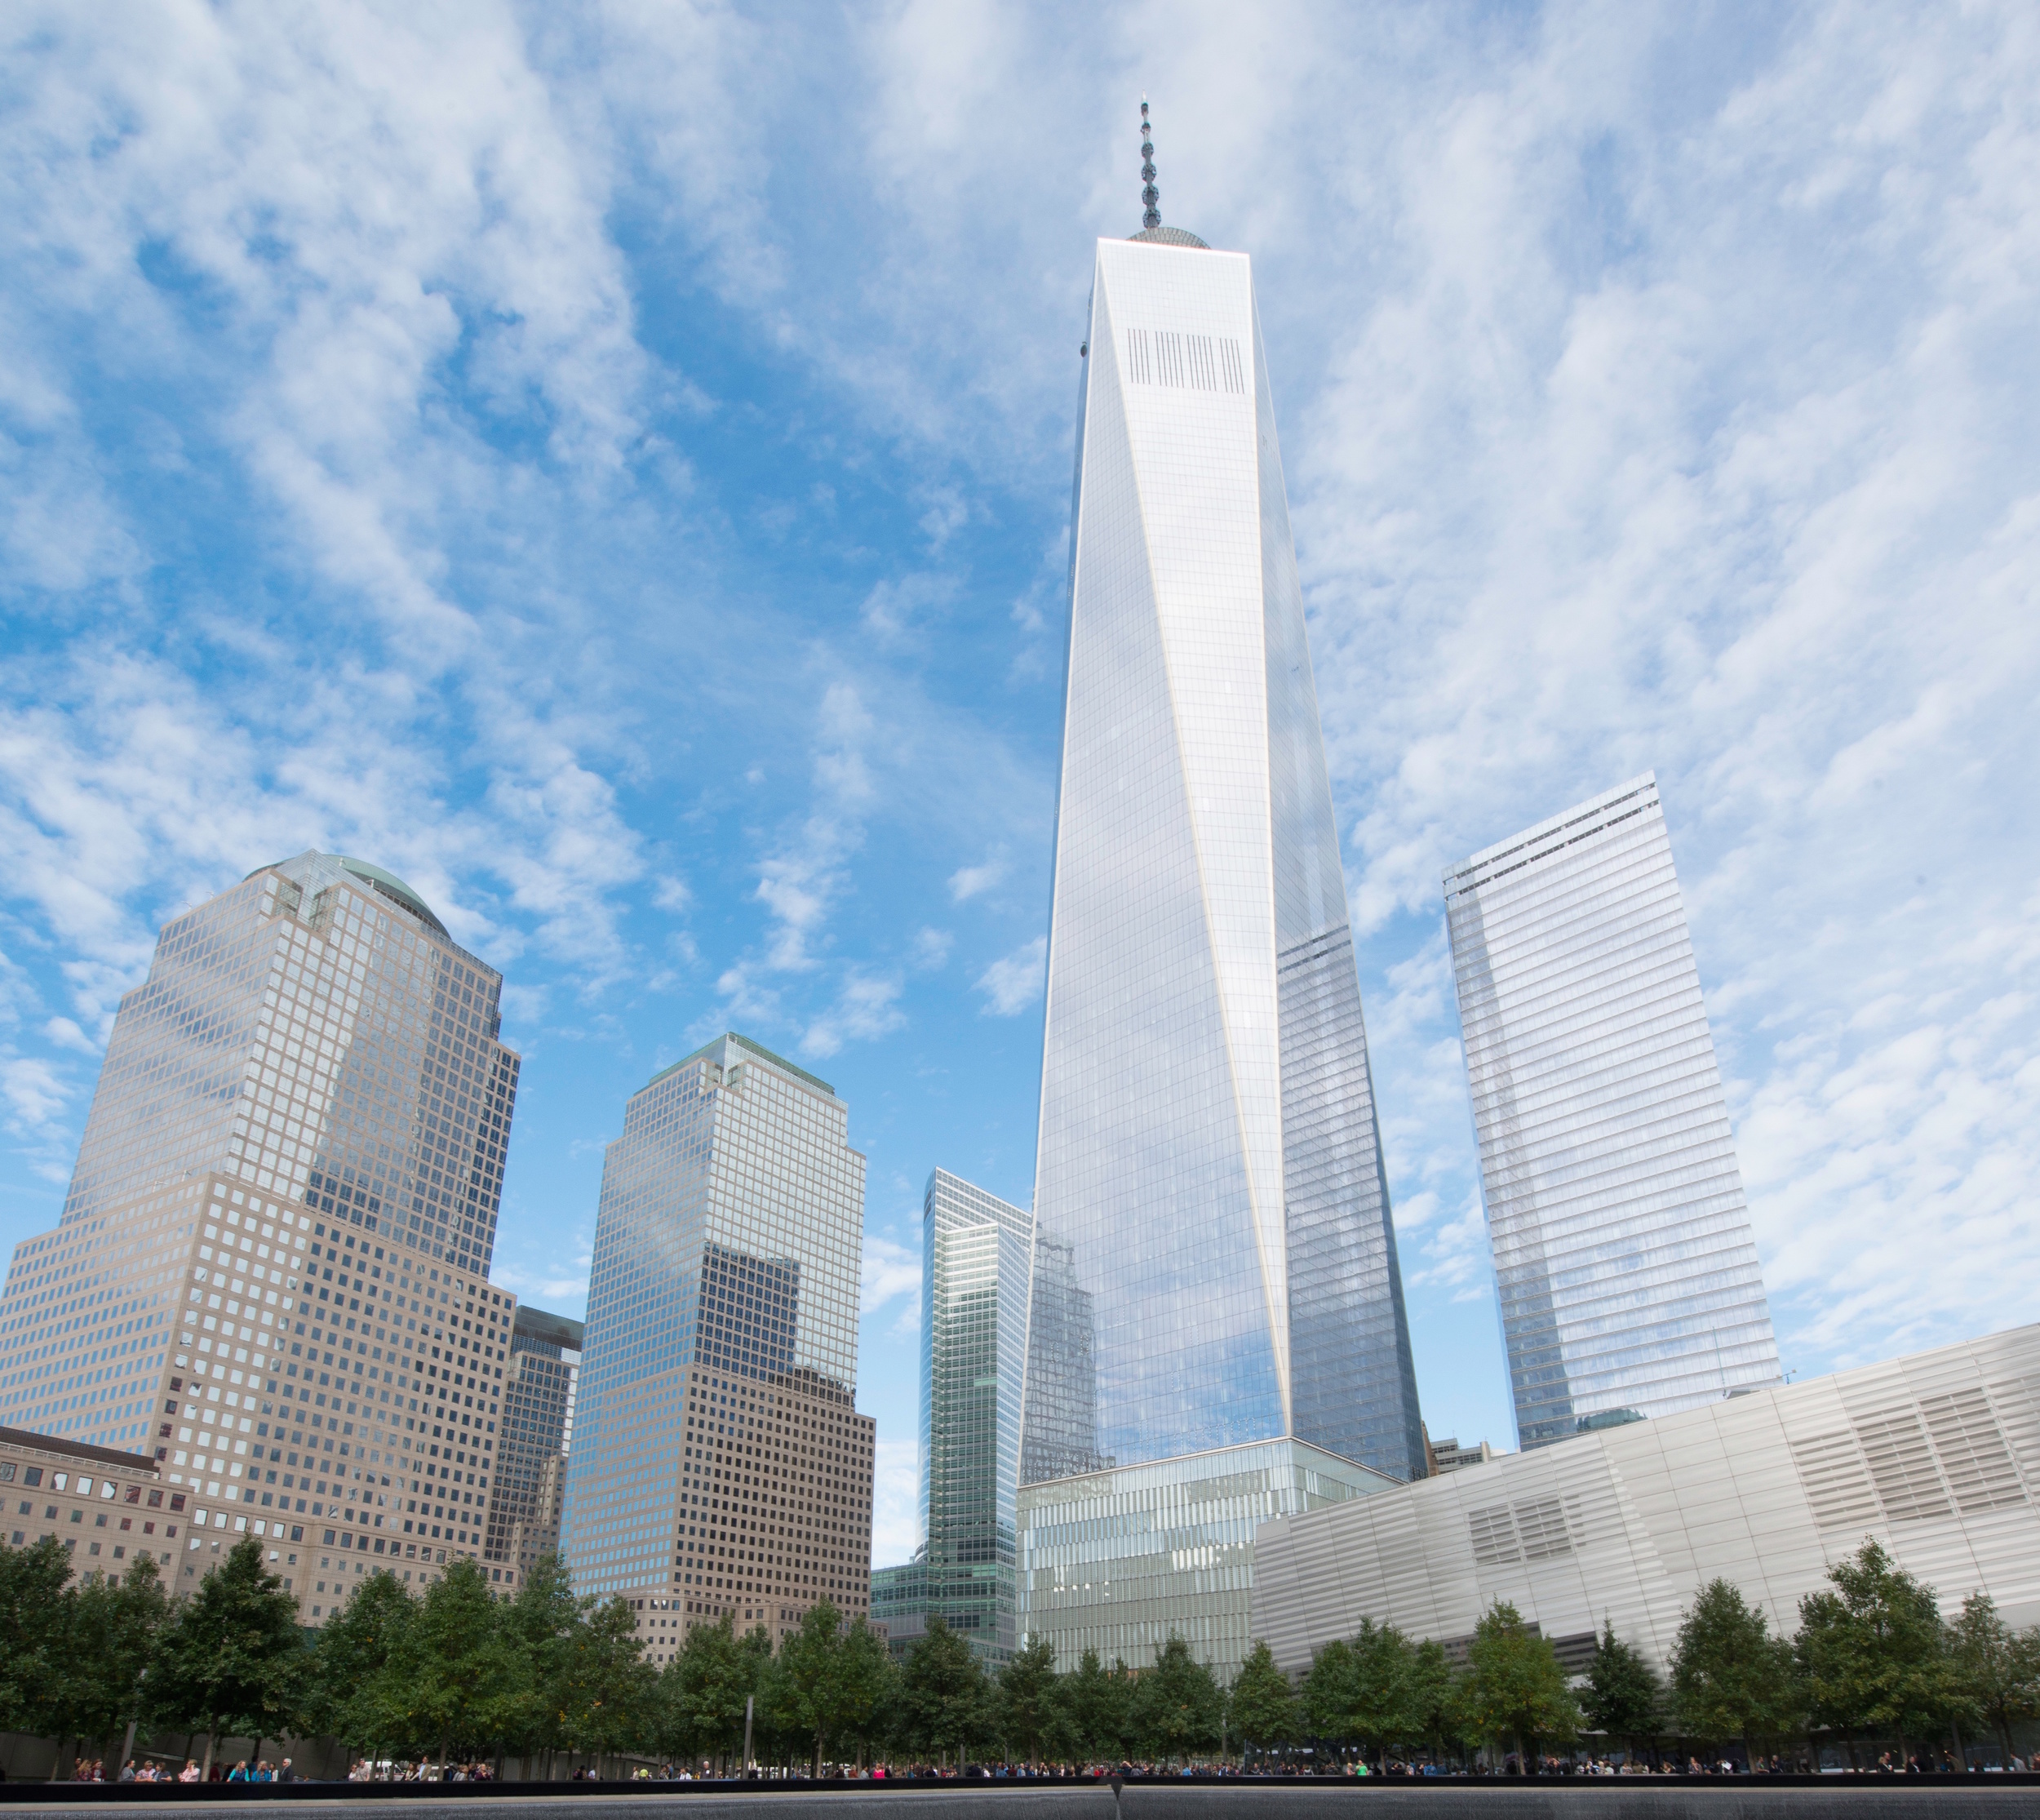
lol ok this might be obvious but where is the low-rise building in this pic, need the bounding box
[1255,1323,2040,1676]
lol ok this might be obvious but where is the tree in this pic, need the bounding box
[1059,1647,1130,1764]
[996,1632,1062,1764]
[152,1536,309,1773]
[1796,1538,1960,1760]
[774,1600,883,1777]
[306,1573,419,1761]
[1227,1640,1297,1762]
[1947,1594,2040,1765]
[896,1615,995,1767]
[1581,1619,1661,1757]
[1302,1622,1423,1762]
[384,1557,521,1772]
[0,1537,73,1745]
[67,1556,174,1771]
[1132,1632,1222,1765]
[1670,1580,1796,1762]
[662,1614,755,1769]
[557,1593,656,1774]
[495,1553,587,1774]
[1405,1639,1464,1762]
[1452,1600,1580,1766]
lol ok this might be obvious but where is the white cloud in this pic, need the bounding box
[975,934,1047,1015]
[911,926,952,970]
[947,848,1008,902]
[860,1232,920,1316]
[802,969,906,1059]
[868,1435,920,1569]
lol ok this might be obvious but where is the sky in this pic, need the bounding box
[3,1,2038,1572]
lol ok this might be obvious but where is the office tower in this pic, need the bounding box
[0,851,525,1610]
[870,1557,928,1659]
[487,1303,583,1577]
[561,1033,876,1656]
[1017,131,1420,1676]
[916,1169,1031,1665]
[1442,774,1782,1450]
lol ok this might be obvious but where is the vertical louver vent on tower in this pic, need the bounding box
[1124,329,1247,395]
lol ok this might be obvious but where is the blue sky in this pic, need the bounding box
[4,2,2038,1567]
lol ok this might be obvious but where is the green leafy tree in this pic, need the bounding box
[84,1555,174,1770]
[495,1554,587,1774]
[1406,1639,1464,1761]
[1452,1600,1580,1765]
[557,1593,657,1774]
[1227,1640,1297,1762]
[772,1600,890,1776]
[662,1614,756,1769]
[1670,1580,1797,1762]
[0,1537,71,1744]
[996,1632,1062,1763]
[1132,1632,1223,1765]
[1946,1594,2039,1765]
[1581,1619,1661,1756]
[307,1573,419,1760]
[1058,1647,1130,1763]
[382,1556,520,1772]
[152,1535,309,1773]
[897,1614,996,1767]
[1302,1637,1357,1748]
[1796,1538,1961,1758]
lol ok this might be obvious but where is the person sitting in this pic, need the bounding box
[179,1762,202,1783]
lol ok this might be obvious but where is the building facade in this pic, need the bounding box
[487,1303,582,1578]
[561,1033,876,1662]
[1253,1323,2040,1678]
[0,852,526,1614]
[917,1169,1031,1664]
[1442,775,1781,1449]
[1018,181,1423,1673]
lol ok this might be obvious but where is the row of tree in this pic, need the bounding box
[3,1531,2037,1775]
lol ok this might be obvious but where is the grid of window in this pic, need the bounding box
[1027,233,1421,1486]
[1443,775,1782,1449]
[0,852,526,1614]
[915,1170,1031,1665]
[561,1033,875,1641]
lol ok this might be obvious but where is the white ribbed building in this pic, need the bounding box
[1253,1324,2040,1676]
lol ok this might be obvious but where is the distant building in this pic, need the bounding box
[870,1556,927,1660]
[1428,1435,1496,1474]
[918,1170,1031,1664]
[1254,1323,2040,1679]
[0,851,523,1619]
[487,1304,582,1578]
[1443,775,1781,1449]
[561,1033,876,1662]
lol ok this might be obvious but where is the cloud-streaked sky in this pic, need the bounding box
[5,2,2037,1569]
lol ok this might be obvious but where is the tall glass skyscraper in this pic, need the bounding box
[488,1303,583,1578]
[0,850,523,1610]
[561,1033,876,1656]
[917,1169,1031,1664]
[1443,774,1783,1449]
[1018,158,1419,1674]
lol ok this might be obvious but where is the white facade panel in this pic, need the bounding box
[1253,1324,2040,1678]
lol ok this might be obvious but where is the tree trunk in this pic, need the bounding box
[251,1737,264,1773]
[202,1729,218,1778]
[121,1716,140,1775]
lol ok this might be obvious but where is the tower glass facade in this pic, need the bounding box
[1443,774,1782,1449]
[1018,229,1420,1674]
[0,851,521,1612]
[488,1303,582,1576]
[561,1033,875,1649]
[917,1169,1031,1664]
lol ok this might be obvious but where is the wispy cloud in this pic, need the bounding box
[976,934,1047,1015]
[947,849,1009,903]
[860,1232,920,1316]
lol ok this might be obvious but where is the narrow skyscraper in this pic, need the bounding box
[1017,116,1416,1676]
[0,851,523,1611]
[917,1169,1031,1664]
[561,1033,876,1654]
[1443,774,1782,1449]
[487,1303,583,1578]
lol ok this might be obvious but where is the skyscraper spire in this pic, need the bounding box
[1139,98,1160,230]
